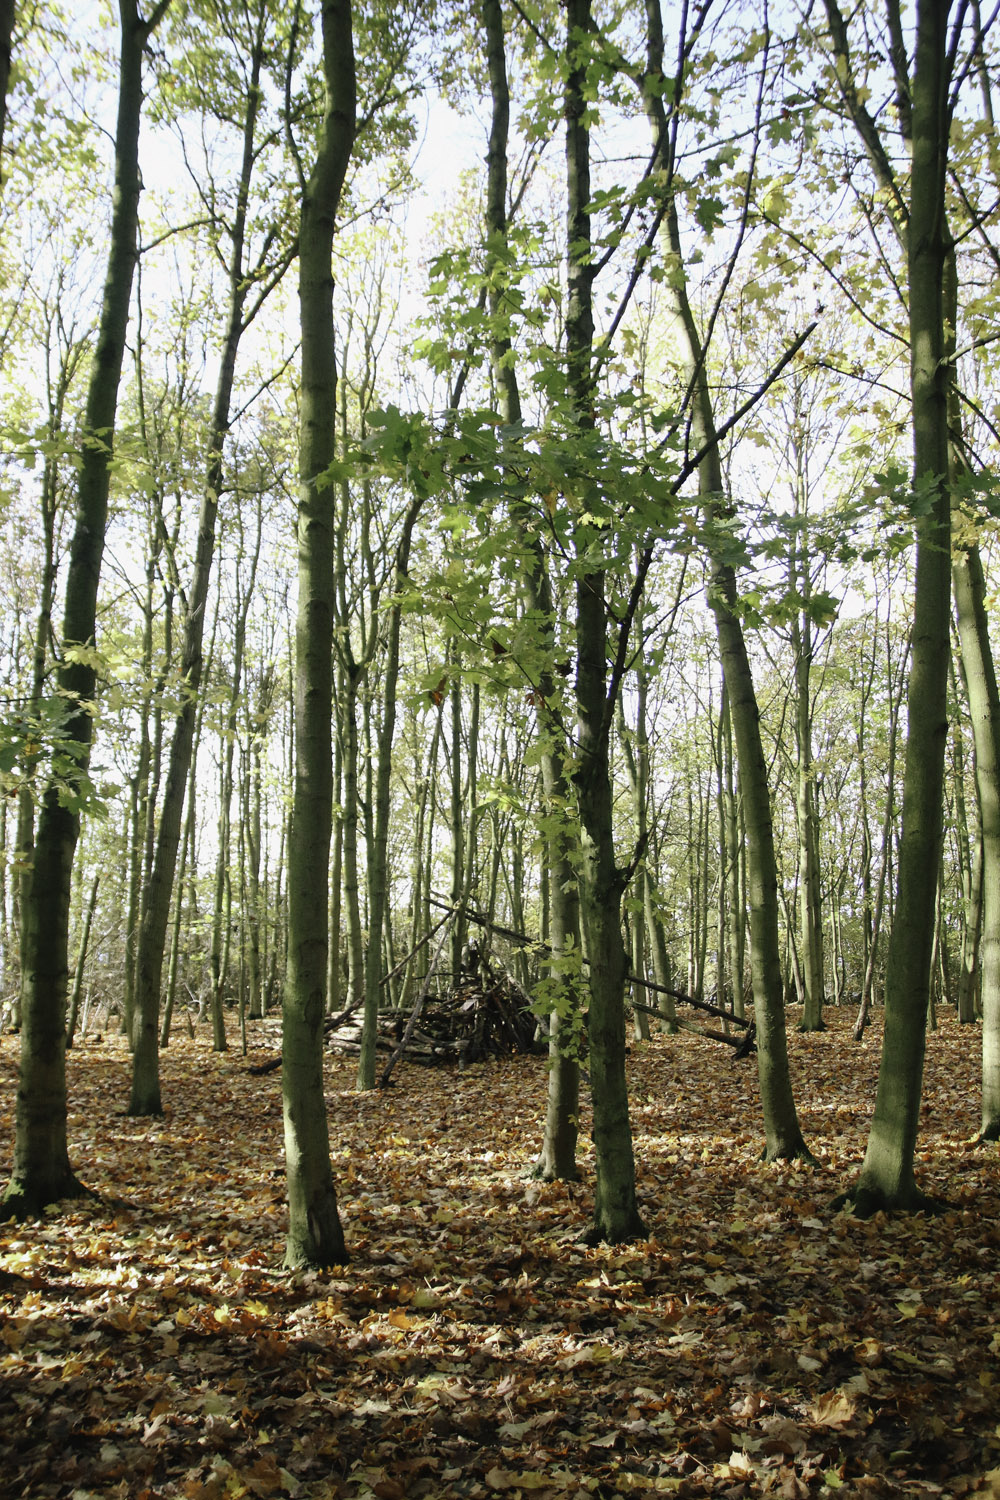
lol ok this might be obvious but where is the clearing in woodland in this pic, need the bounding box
[1,1010,999,1499]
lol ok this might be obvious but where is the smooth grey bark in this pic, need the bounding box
[2,0,170,1219]
[282,0,355,1270]
[955,735,983,1025]
[942,231,1000,1123]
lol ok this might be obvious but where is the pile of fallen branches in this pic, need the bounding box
[326,978,537,1077]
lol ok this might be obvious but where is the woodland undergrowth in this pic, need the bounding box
[1,1010,999,1499]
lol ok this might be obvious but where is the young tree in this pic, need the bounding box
[640,0,811,1162]
[2,0,171,1219]
[130,0,299,1115]
[826,0,958,1211]
[482,0,582,1181]
[564,0,645,1243]
[0,0,13,178]
[282,0,356,1269]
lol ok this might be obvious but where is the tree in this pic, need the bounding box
[282,0,356,1270]
[2,0,171,1219]
[640,0,811,1162]
[481,0,582,1182]
[825,0,957,1212]
[130,0,299,1115]
[564,0,645,1244]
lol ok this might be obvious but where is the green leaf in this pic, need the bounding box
[694,194,725,234]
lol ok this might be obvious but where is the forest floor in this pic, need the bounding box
[1,1008,1000,1500]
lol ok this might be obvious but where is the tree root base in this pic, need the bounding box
[760,1142,818,1167]
[582,1213,650,1248]
[830,1183,946,1218]
[1,1172,95,1222]
[532,1160,581,1184]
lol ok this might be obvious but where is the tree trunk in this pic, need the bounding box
[282,0,355,1270]
[3,0,169,1219]
[131,19,270,1112]
[642,0,808,1162]
[0,0,15,186]
[357,504,419,1088]
[482,0,581,1181]
[566,0,644,1244]
[850,0,952,1214]
[952,545,1000,1134]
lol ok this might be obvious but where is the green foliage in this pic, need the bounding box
[0,691,114,820]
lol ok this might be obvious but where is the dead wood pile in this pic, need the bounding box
[326,976,537,1070]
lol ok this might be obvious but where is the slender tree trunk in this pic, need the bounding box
[130,25,269,1112]
[66,874,99,1049]
[161,750,198,1047]
[0,0,15,188]
[282,0,355,1270]
[566,0,645,1244]
[957,819,983,1024]
[3,0,169,1219]
[721,687,746,1018]
[357,504,419,1088]
[850,0,952,1213]
[791,489,824,1031]
[327,659,345,1015]
[482,0,582,1179]
[953,546,1000,1133]
[339,667,364,1012]
[642,0,808,1162]
[855,632,905,1036]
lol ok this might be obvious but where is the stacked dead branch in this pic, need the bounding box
[325,987,537,1082]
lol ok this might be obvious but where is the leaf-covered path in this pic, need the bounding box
[2,1010,999,1499]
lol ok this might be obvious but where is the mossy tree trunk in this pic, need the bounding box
[3,0,171,1219]
[482,0,581,1182]
[641,0,809,1163]
[851,0,953,1213]
[566,0,645,1244]
[282,0,356,1270]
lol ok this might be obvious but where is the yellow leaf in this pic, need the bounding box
[810,1391,856,1429]
[486,1470,551,1491]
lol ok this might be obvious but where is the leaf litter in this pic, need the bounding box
[2,1009,1000,1499]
